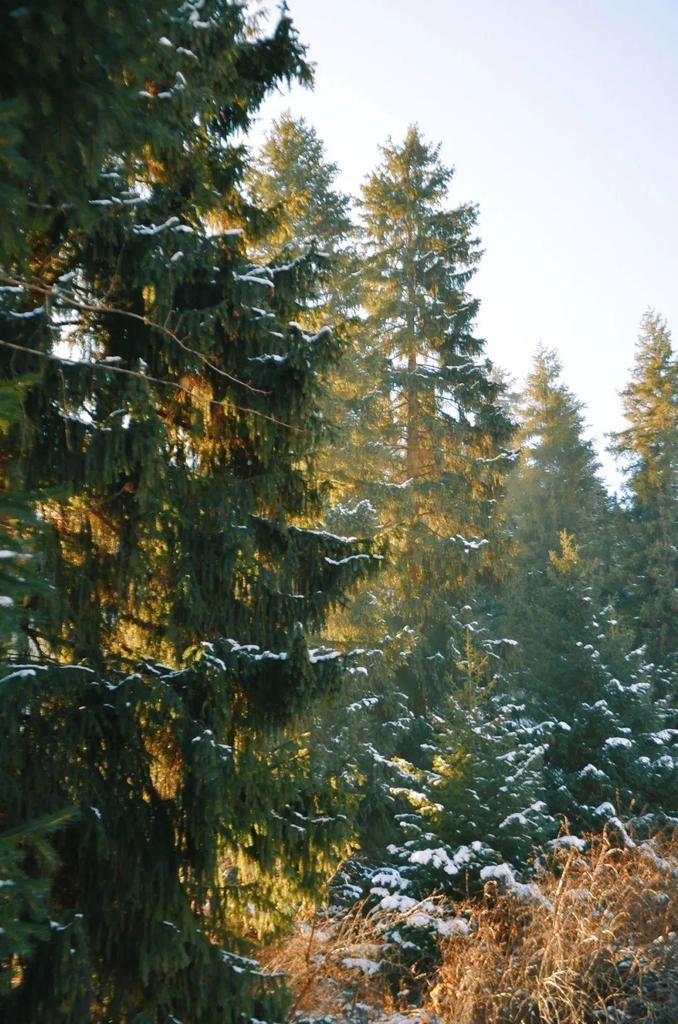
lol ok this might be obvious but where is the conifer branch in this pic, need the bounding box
[0,272,270,397]
[0,338,305,433]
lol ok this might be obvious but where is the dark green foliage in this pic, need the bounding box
[0,808,78,995]
[253,126,518,906]
[492,343,677,841]
[0,1,312,267]
[348,324,677,929]
[542,636,678,834]
[0,3,379,1020]
[0,653,360,1018]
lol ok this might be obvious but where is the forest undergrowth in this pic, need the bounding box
[259,828,678,1024]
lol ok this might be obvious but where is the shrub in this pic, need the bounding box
[429,829,677,1024]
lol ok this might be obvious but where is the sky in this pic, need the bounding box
[253,0,678,486]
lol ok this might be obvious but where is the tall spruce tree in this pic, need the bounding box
[0,4,379,1020]
[246,125,515,861]
[245,116,402,852]
[610,311,678,664]
[246,113,370,508]
[322,130,515,862]
[246,114,382,524]
[357,125,513,709]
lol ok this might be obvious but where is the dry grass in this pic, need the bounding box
[258,902,419,1022]
[259,831,677,1024]
[429,832,677,1024]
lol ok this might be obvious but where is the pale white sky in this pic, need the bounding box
[254,0,678,486]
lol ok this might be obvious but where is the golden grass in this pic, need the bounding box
[259,831,677,1024]
[430,831,677,1024]
[259,902,409,1021]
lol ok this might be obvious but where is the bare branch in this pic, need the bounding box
[0,272,269,397]
[0,338,305,433]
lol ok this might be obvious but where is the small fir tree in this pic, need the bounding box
[501,348,611,708]
[504,346,609,575]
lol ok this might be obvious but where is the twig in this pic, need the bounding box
[0,272,269,396]
[0,338,305,433]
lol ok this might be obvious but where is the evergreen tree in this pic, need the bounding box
[246,125,516,868]
[501,348,611,708]
[355,125,513,709]
[610,311,678,664]
[497,344,676,836]
[246,114,386,543]
[312,131,516,879]
[0,4,379,1020]
[247,113,353,271]
[504,346,609,571]
[380,611,557,898]
[527,546,678,835]
[246,112,372,517]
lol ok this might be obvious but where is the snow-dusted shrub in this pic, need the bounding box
[428,829,678,1024]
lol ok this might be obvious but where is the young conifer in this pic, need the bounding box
[500,348,611,707]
